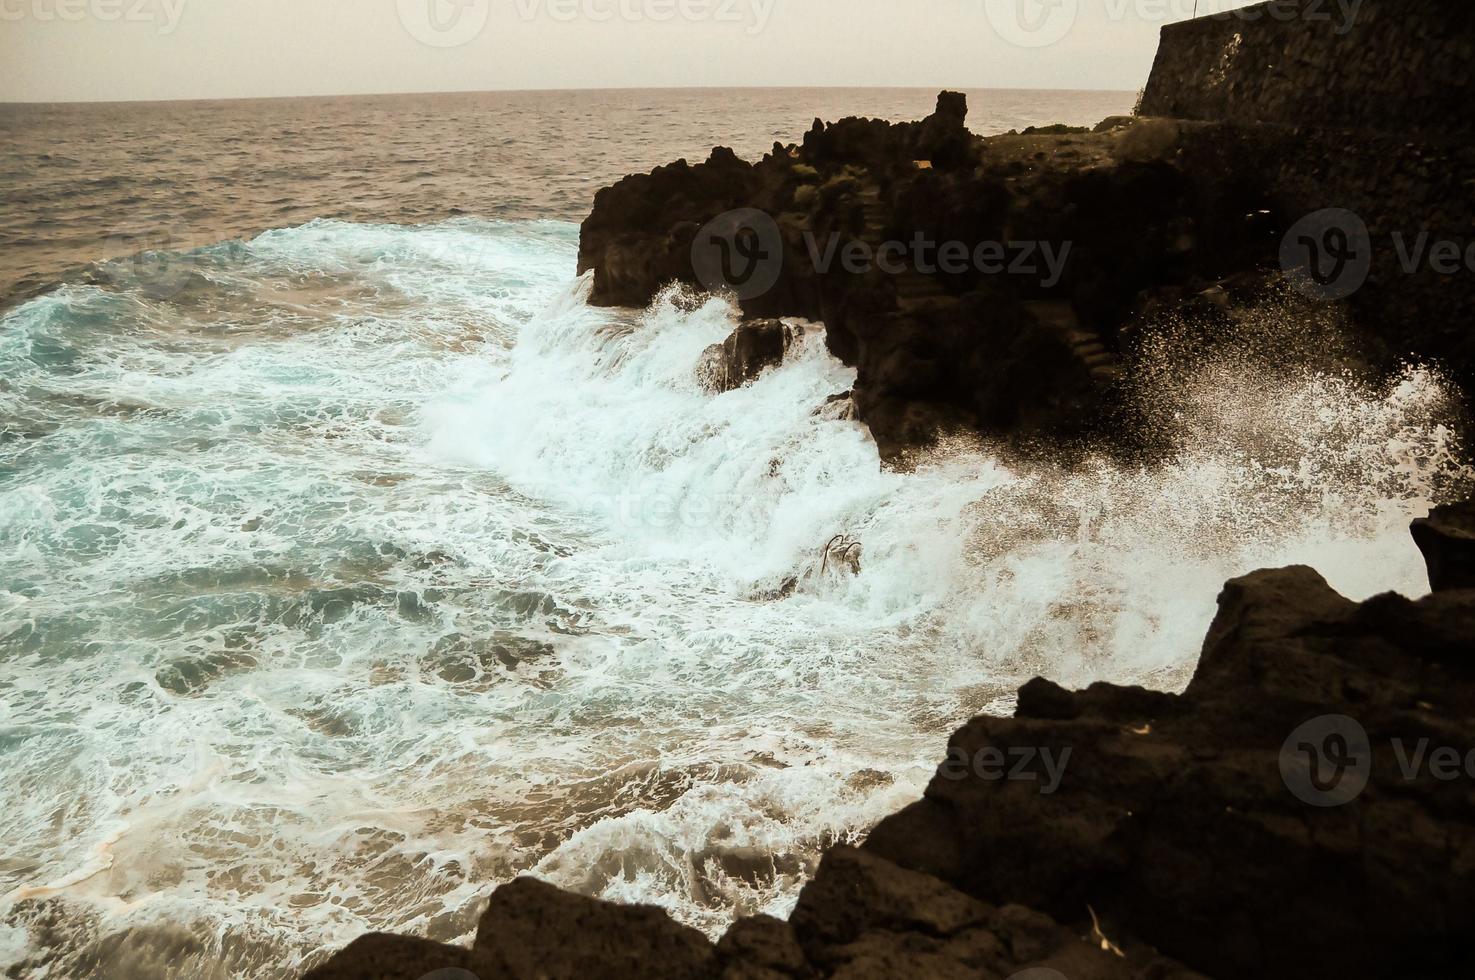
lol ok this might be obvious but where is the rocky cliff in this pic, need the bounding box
[577,1,1474,461]
[577,96,1288,460]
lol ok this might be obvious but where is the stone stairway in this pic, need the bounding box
[857,183,948,311]
[855,186,1119,385]
[1067,328,1124,384]
[1021,300,1124,386]
[857,184,885,239]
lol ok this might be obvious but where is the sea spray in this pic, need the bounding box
[0,218,1467,977]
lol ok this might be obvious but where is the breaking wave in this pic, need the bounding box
[0,218,1466,977]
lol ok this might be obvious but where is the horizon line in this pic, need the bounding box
[0,82,1139,108]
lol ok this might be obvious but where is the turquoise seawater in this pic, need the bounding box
[1,90,1468,978]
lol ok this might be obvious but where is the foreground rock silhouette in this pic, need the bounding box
[304,505,1475,979]
[1412,501,1475,592]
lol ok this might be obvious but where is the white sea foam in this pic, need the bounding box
[0,218,1467,976]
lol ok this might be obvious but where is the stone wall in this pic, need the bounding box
[1141,0,1475,391]
[1141,0,1475,138]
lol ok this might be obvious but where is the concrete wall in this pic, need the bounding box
[1141,0,1475,137]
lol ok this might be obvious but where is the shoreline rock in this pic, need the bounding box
[696,318,809,394]
[1412,501,1475,593]
[580,93,1282,460]
[578,3,1475,462]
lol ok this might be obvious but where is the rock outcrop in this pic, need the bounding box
[302,877,715,980]
[304,503,1475,979]
[580,0,1475,460]
[1412,501,1475,593]
[696,318,808,393]
[580,94,1291,459]
[304,853,1200,980]
[867,561,1475,979]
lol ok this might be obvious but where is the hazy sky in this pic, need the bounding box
[0,0,1237,103]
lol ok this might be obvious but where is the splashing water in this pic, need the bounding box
[0,218,1466,977]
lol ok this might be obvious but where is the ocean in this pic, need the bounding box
[0,88,1464,978]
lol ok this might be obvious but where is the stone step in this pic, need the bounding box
[894,276,944,297]
[896,295,951,313]
[1023,300,1079,331]
[1020,301,1124,384]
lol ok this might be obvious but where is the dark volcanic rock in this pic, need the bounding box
[1412,501,1475,592]
[578,145,764,309]
[302,933,492,980]
[866,562,1475,980]
[788,846,1200,979]
[578,92,1287,459]
[303,877,715,980]
[697,318,804,393]
[713,914,810,980]
[476,877,714,979]
[582,31,1475,457]
[305,852,1198,980]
